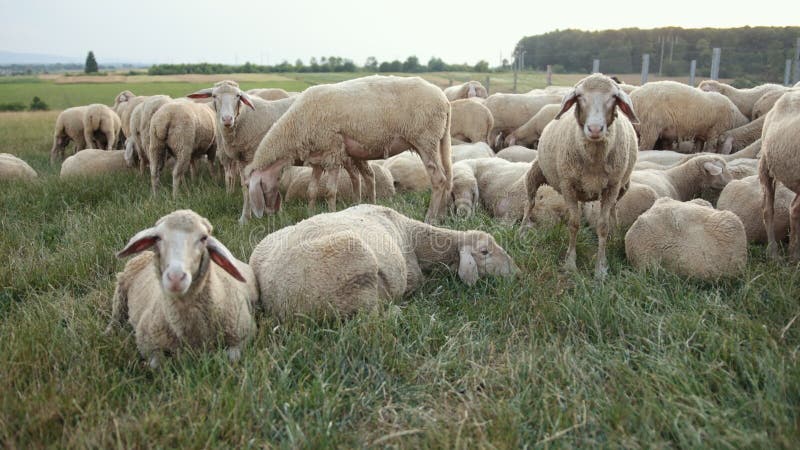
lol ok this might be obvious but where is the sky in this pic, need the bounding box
[0,0,797,65]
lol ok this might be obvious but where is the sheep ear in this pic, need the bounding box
[721,136,734,155]
[117,227,158,258]
[206,236,246,282]
[614,90,639,124]
[187,88,213,99]
[238,91,256,110]
[703,161,723,176]
[555,90,578,119]
[458,248,479,286]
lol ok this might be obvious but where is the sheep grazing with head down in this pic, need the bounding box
[107,209,257,369]
[83,103,122,150]
[443,80,488,101]
[503,103,560,148]
[697,80,787,119]
[450,98,493,144]
[126,95,172,172]
[51,106,89,163]
[521,73,639,279]
[245,75,453,224]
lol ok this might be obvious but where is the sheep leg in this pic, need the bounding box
[759,159,779,260]
[323,168,339,211]
[238,162,251,225]
[342,159,362,202]
[562,190,581,273]
[172,155,191,198]
[789,195,800,261]
[595,185,622,280]
[149,145,165,196]
[421,157,450,224]
[307,165,324,212]
[521,161,546,229]
[354,159,376,203]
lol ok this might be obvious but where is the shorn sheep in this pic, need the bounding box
[51,106,88,163]
[107,210,257,369]
[443,80,488,101]
[450,99,493,144]
[249,204,518,321]
[522,73,639,279]
[245,75,453,224]
[759,89,800,260]
[698,80,786,119]
[83,103,122,150]
[0,153,37,181]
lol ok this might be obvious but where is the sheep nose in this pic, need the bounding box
[221,115,233,126]
[167,271,187,283]
[587,125,605,139]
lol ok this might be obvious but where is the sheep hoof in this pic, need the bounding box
[594,264,608,280]
[148,355,162,370]
[226,347,241,363]
[563,257,577,273]
[766,243,781,261]
[238,215,249,225]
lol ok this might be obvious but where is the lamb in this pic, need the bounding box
[758,89,800,260]
[450,98,493,144]
[484,93,562,149]
[244,75,453,224]
[496,146,538,163]
[50,106,89,163]
[697,80,787,119]
[503,104,560,148]
[521,73,639,279]
[83,103,122,150]
[283,162,395,203]
[249,204,518,320]
[582,182,659,231]
[630,154,732,201]
[443,80,488,101]
[717,175,795,243]
[451,142,494,162]
[147,100,217,197]
[631,81,748,151]
[382,151,430,192]
[126,95,172,173]
[625,197,747,279]
[246,88,290,101]
[0,153,37,181]
[60,149,130,178]
[106,210,257,368]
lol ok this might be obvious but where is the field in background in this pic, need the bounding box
[0,78,798,447]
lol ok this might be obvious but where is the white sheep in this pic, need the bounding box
[382,151,430,192]
[635,139,762,170]
[495,146,538,163]
[625,197,747,279]
[713,115,765,154]
[752,88,789,119]
[282,162,395,203]
[113,91,149,139]
[582,182,659,231]
[107,209,257,368]
[484,93,562,149]
[522,73,639,279]
[717,175,795,243]
[246,88,290,101]
[443,80,488,101]
[451,142,495,162]
[697,80,787,119]
[60,149,130,178]
[50,106,88,163]
[0,153,37,181]
[249,204,518,320]
[503,103,560,148]
[244,75,453,224]
[630,154,732,201]
[450,98,493,144]
[126,95,172,173]
[83,103,122,150]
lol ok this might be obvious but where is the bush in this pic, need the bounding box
[29,97,48,111]
[731,77,759,88]
[0,102,26,112]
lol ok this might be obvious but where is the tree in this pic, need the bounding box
[364,56,378,71]
[403,55,422,72]
[29,96,48,111]
[85,51,98,73]
[427,57,445,72]
[473,60,490,72]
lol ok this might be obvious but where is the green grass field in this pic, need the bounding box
[1,75,799,448]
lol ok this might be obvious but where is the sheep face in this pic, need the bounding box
[188,81,254,128]
[698,157,732,191]
[555,74,638,142]
[117,210,246,296]
[697,80,722,92]
[247,159,291,217]
[457,232,520,285]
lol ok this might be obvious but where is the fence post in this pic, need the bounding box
[485,75,491,95]
[513,69,518,94]
[641,54,650,85]
[546,65,552,86]
[785,59,793,86]
[689,60,696,86]
[794,37,800,85]
[592,59,600,73]
[710,48,721,80]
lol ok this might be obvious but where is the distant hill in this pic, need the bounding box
[0,51,84,65]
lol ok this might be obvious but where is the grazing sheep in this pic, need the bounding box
[83,103,122,150]
[246,88,290,101]
[521,73,639,279]
[625,197,747,279]
[496,146,538,163]
[0,153,37,181]
[249,204,518,320]
[697,80,787,119]
[60,149,130,178]
[717,175,794,243]
[752,89,788,119]
[107,210,257,368]
[631,81,748,151]
[50,106,89,163]
[283,162,395,203]
[113,91,150,139]
[244,75,453,224]
[713,115,765,154]
[451,142,495,162]
[444,80,488,101]
[450,98,493,144]
[449,161,480,217]
[147,100,217,197]
[758,89,800,260]
[583,182,659,231]
[126,95,172,173]
[630,154,732,201]
[484,93,562,149]
[383,151,430,192]
[503,104,560,148]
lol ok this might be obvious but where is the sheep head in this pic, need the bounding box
[696,156,732,191]
[117,210,245,296]
[246,158,293,217]
[698,80,723,92]
[456,232,519,285]
[188,80,255,129]
[555,74,639,142]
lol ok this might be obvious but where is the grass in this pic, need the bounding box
[1,78,799,448]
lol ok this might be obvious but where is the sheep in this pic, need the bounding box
[283,162,395,203]
[107,210,257,368]
[726,158,759,180]
[50,106,89,163]
[484,93,562,149]
[496,146,538,163]
[635,139,762,170]
[758,89,800,260]
[697,80,787,119]
[450,98,493,144]
[503,103,560,148]
[244,75,453,224]
[713,115,765,154]
[147,100,217,197]
[83,103,122,150]
[60,149,130,178]
[443,80,488,101]
[752,88,788,119]
[249,204,518,320]
[246,88,290,101]
[625,197,747,279]
[631,81,748,151]
[126,95,172,173]
[521,73,639,279]
[0,153,37,181]
[112,90,149,139]
[583,182,659,231]
[630,154,732,201]
[717,175,795,243]
[449,161,480,217]
[383,151,430,192]
[451,142,495,162]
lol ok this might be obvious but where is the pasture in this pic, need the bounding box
[0,75,799,448]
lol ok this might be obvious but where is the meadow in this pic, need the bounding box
[0,73,798,448]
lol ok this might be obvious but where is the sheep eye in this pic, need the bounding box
[199,235,208,243]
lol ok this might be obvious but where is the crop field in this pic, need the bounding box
[0,75,798,448]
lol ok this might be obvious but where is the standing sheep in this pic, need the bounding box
[450,99,493,144]
[113,90,150,139]
[50,106,88,163]
[83,103,122,150]
[443,80,488,101]
[484,93,562,149]
[126,95,172,173]
[521,73,639,279]
[503,103,561,148]
[283,162,395,203]
[107,210,257,368]
[713,115,765,154]
[245,75,453,224]
[698,80,787,119]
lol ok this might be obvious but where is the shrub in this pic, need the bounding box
[29,97,48,111]
[0,102,26,112]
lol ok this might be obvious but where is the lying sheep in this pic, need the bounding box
[283,162,395,203]
[496,146,538,163]
[635,139,762,170]
[630,154,732,201]
[726,158,759,180]
[0,153,37,181]
[583,182,659,231]
[107,210,257,368]
[60,149,130,178]
[443,80,488,101]
[249,204,518,320]
[697,80,787,119]
[83,103,122,150]
[625,197,747,279]
[503,104,560,148]
[51,106,89,163]
[631,81,748,151]
[484,93,562,149]
[126,95,172,173]
[522,73,639,279]
[246,88,290,101]
[717,175,794,243]
[451,142,494,162]
[383,151,430,192]
[450,162,480,217]
[245,75,453,224]
[450,99,493,144]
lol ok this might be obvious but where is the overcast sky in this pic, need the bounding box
[0,0,796,65]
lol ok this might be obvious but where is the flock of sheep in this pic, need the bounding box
[2,72,800,368]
